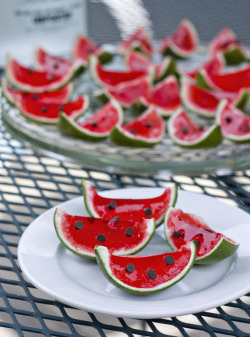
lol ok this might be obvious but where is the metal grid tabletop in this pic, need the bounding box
[1,1,250,334]
[0,115,249,337]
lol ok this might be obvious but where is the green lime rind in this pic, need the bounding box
[155,58,176,83]
[54,208,96,260]
[58,112,105,140]
[164,207,239,265]
[110,122,164,148]
[1,78,16,106]
[98,50,114,65]
[195,236,239,265]
[223,47,246,66]
[54,209,156,261]
[95,242,197,295]
[196,69,213,90]
[168,110,223,148]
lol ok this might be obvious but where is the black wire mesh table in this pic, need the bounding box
[1,1,250,335]
[0,114,249,337]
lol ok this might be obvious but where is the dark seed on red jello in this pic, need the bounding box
[92,121,98,127]
[97,234,106,242]
[194,240,200,247]
[147,269,157,280]
[130,128,136,134]
[113,216,120,223]
[47,73,55,80]
[144,208,152,217]
[242,125,249,132]
[75,220,84,230]
[126,263,135,273]
[145,121,152,127]
[164,255,175,265]
[125,227,133,237]
[28,68,33,75]
[182,127,188,134]
[33,94,39,100]
[53,63,59,69]
[225,116,232,123]
[173,231,182,238]
[108,201,117,210]
[58,105,64,111]
[88,217,95,223]
[42,107,48,113]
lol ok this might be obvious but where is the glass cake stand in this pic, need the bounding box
[1,50,250,176]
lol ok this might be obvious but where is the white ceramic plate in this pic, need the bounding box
[18,188,250,319]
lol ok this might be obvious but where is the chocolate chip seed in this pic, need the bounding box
[125,227,133,237]
[144,208,152,217]
[42,107,48,113]
[182,127,188,134]
[173,231,182,238]
[58,105,64,111]
[147,269,157,280]
[74,220,84,230]
[145,121,152,127]
[92,121,98,127]
[108,201,117,210]
[126,263,135,273]
[47,73,55,80]
[194,240,200,247]
[97,234,106,242]
[164,255,175,265]
[225,117,232,123]
[32,94,39,100]
[113,216,120,223]
[130,128,136,134]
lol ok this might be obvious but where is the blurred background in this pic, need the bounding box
[1,0,250,66]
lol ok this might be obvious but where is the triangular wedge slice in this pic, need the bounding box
[89,55,145,88]
[16,95,88,124]
[164,207,239,264]
[1,77,73,106]
[95,241,196,295]
[6,55,82,93]
[72,35,113,65]
[159,20,198,58]
[82,179,177,227]
[54,209,155,260]
[216,100,250,143]
[118,27,153,57]
[180,77,248,118]
[110,107,165,147]
[197,66,250,92]
[168,108,223,148]
[34,46,84,76]
[209,27,246,65]
[140,76,181,117]
[58,100,123,140]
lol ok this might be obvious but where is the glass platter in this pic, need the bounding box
[1,48,250,175]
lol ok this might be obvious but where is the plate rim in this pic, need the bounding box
[18,188,250,319]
